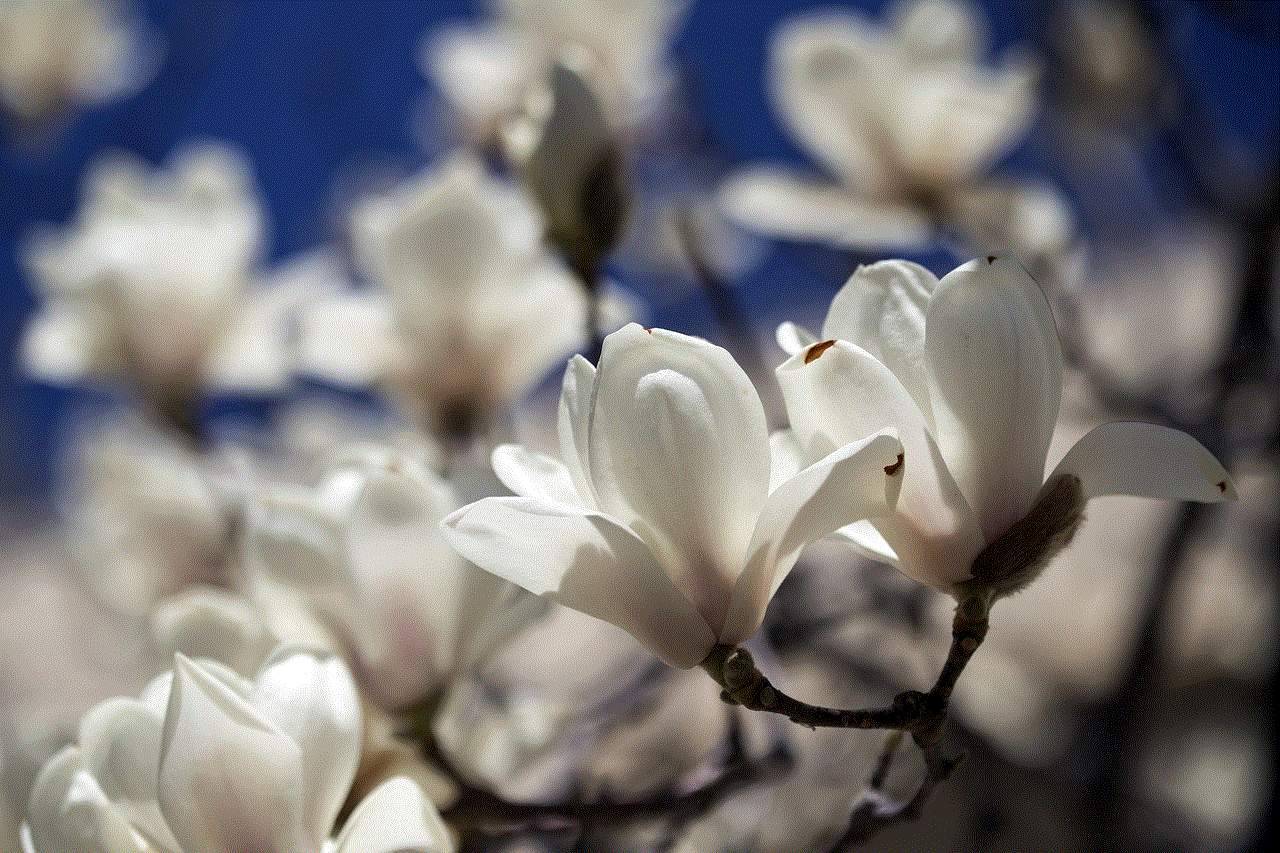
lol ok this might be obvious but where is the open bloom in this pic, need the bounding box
[775,257,1236,594]
[442,324,904,668]
[423,0,684,141]
[718,0,1059,262]
[22,649,451,853]
[244,445,539,709]
[298,154,627,438]
[21,144,332,402]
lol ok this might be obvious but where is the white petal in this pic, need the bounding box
[21,304,107,383]
[296,292,399,388]
[717,167,931,249]
[158,656,311,853]
[821,259,938,424]
[245,493,347,589]
[775,321,817,357]
[768,12,893,192]
[25,747,148,853]
[888,58,1037,186]
[890,0,986,62]
[768,429,805,493]
[1046,422,1237,503]
[721,431,904,644]
[423,25,532,133]
[78,699,178,850]
[557,355,599,509]
[332,777,453,853]
[150,587,272,678]
[441,497,717,668]
[587,325,769,628]
[776,338,982,590]
[251,648,362,844]
[492,444,580,504]
[926,256,1063,540]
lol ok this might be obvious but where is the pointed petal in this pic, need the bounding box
[492,444,579,504]
[775,321,817,357]
[777,337,982,590]
[251,648,362,844]
[557,355,599,508]
[722,431,904,644]
[1046,422,1236,503]
[332,777,453,853]
[821,259,938,425]
[587,325,770,628]
[926,256,1063,540]
[441,497,717,668]
[158,656,311,853]
[717,167,931,248]
[25,747,148,853]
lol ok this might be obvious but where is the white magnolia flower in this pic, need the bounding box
[774,257,1236,594]
[21,648,452,853]
[244,445,538,709]
[424,0,684,140]
[718,0,1045,254]
[21,144,334,403]
[64,427,234,614]
[442,323,905,668]
[0,0,154,122]
[298,154,627,439]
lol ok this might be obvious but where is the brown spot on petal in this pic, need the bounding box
[884,452,904,476]
[804,339,837,364]
[1218,481,1227,493]
[987,255,997,263]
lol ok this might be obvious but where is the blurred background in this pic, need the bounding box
[1,1,1277,852]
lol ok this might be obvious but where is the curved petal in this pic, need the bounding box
[775,321,817,357]
[332,777,453,853]
[769,12,892,192]
[1045,421,1237,503]
[557,355,599,508]
[889,58,1037,187]
[492,444,580,505]
[587,325,770,627]
[925,256,1063,541]
[777,337,981,590]
[768,429,805,493]
[821,259,938,425]
[890,0,985,62]
[245,493,347,589]
[21,304,106,383]
[722,431,904,644]
[25,747,149,853]
[251,648,362,844]
[440,496,717,668]
[78,699,178,850]
[158,655,310,853]
[717,167,931,249]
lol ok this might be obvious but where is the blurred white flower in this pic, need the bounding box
[0,0,155,122]
[423,0,685,140]
[63,428,234,615]
[774,257,1236,595]
[299,153,629,439]
[442,323,904,668]
[21,144,334,408]
[718,0,1053,259]
[245,444,539,709]
[21,648,452,853]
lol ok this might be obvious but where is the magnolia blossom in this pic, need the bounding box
[298,154,626,438]
[62,426,235,614]
[21,649,451,853]
[718,0,1058,260]
[21,144,332,403]
[0,0,153,122]
[442,323,905,668]
[423,0,684,140]
[244,445,538,709]
[774,257,1236,594]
